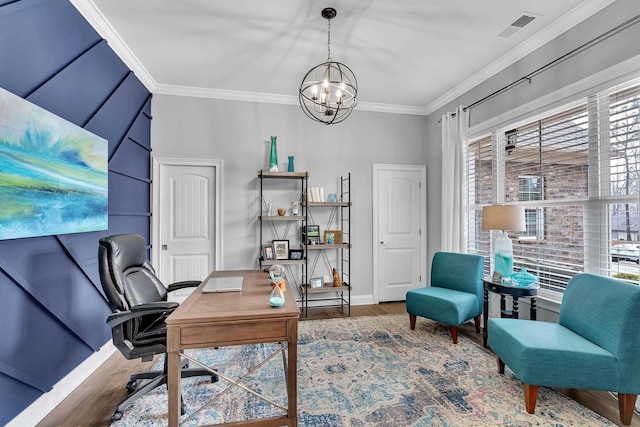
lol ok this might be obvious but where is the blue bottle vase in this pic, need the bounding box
[269,136,278,172]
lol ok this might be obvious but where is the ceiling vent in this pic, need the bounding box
[498,12,539,38]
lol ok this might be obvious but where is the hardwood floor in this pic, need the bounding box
[36,302,638,427]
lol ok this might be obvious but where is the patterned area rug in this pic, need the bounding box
[112,314,615,426]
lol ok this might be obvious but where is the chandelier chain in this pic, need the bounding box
[327,18,331,61]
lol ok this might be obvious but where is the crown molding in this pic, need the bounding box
[69,0,426,116]
[69,0,157,92]
[423,0,616,115]
[68,0,428,116]
[154,84,295,105]
[71,0,613,117]
[356,101,428,116]
[154,84,428,116]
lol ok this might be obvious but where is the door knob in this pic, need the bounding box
[380,241,390,244]
[162,244,168,250]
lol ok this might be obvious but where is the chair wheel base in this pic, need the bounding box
[111,410,123,422]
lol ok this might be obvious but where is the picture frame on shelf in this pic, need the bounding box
[273,240,290,260]
[324,230,343,245]
[303,224,320,245]
[302,224,319,236]
[262,244,274,261]
[309,277,324,288]
[289,249,304,260]
[306,225,320,237]
[306,236,320,245]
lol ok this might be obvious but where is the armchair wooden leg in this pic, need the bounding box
[524,384,539,414]
[496,357,505,374]
[618,393,637,425]
[449,326,458,344]
[473,315,480,333]
[409,314,416,330]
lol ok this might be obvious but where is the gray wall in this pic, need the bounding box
[151,0,640,305]
[151,97,430,300]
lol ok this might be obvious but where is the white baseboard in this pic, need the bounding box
[351,294,375,306]
[298,293,375,309]
[6,341,116,427]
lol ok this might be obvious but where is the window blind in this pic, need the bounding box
[468,78,640,294]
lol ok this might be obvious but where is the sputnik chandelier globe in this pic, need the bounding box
[299,7,358,125]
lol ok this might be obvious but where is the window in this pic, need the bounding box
[518,176,542,238]
[468,78,640,295]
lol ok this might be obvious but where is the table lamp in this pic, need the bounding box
[482,205,526,279]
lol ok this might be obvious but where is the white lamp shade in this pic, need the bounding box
[482,205,526,231]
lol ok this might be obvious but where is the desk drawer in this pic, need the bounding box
[179,319,290,347]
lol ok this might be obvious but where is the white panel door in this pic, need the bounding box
[159,164,216,284]
[374,165,426,302]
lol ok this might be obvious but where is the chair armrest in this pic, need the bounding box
[106,302,179,328]
[167,280,202,292]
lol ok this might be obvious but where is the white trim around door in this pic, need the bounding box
[151,157,223,277]
[372,163,427,303]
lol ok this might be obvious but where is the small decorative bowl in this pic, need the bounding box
[512,267,537,287]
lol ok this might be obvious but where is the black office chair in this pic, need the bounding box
[98,233,217,422]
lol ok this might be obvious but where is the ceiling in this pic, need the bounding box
[72,0,613,115]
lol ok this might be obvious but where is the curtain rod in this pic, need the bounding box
[461,13,640,113]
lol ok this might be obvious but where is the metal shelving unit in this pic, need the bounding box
[257,171,308,290]
[299,173,351,317]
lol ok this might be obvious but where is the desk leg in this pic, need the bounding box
[512,296,519,319]
[530,297,537,321]
[483,288,489,348]
[287,320,298,427]
[167,328,181,427]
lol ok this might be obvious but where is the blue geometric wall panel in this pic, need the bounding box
[0,374,41,422]
[107,215,152,244]
[111,136,153,180]
[127,103,152,149]
[85,73,150,160]
[0,267,94,392]
[0,0,102,98]
[27,40,130,126]
[108,172,152,215]
[0,0,152,423]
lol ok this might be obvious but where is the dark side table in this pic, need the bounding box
[482,276,540,348]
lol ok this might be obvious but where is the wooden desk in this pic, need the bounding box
[166,270,299,427]
[482,277,539,348]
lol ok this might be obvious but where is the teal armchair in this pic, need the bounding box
[406,252,485,344]
[489,273,640,425]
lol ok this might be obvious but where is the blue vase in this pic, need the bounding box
[494,232,513,278]
[287,156,294,172]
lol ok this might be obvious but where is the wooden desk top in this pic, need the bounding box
[165,269,299,427]
[166,270,300,326]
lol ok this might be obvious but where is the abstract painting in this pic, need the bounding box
[0,87,108,240]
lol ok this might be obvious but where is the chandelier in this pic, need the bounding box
[299,7,358,125]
